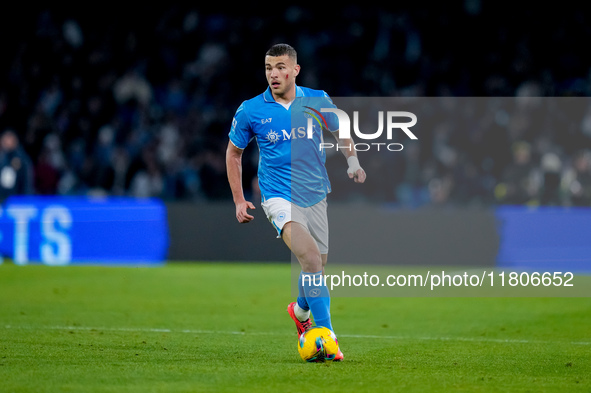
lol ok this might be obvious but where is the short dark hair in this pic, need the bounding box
[265,43,297,62]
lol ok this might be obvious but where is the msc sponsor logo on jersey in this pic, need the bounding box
[266,130,280,144]
[265,127,309,144]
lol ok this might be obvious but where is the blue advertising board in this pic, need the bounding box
[0,196,169,265]
[496,206,591,273]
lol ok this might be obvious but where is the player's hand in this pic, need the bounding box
[348,167,366,183]
[347,156,366,183]
[235,200,255,223]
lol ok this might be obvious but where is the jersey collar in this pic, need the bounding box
[263,85,305,103]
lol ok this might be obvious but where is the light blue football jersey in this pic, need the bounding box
[229,85,339,207]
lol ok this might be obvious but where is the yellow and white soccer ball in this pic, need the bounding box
[297,326,339,363]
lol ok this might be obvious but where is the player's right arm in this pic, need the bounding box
[226,142,255,223]
[226,101,255,223]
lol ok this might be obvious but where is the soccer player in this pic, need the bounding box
[226,43,366,362]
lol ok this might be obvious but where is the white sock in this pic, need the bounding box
[294,302,311,322]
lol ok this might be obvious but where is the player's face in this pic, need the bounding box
[265,55,300,98]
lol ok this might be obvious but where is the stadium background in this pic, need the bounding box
[0,4,590,265]
[1,7,589,392]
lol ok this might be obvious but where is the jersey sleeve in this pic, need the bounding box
[321,91,340,133]
[228,101,253,149]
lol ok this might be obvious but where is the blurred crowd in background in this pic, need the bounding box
[1,4,590,207]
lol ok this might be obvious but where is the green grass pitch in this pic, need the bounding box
[1,262,589,392]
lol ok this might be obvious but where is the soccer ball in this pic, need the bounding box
[297,326,339,363]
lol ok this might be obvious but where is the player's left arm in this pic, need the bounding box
[332,131,366,183]
[320,91,365,183]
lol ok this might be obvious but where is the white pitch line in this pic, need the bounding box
[3,324,590,346]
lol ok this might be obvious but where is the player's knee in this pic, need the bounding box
[299,249,322,272]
